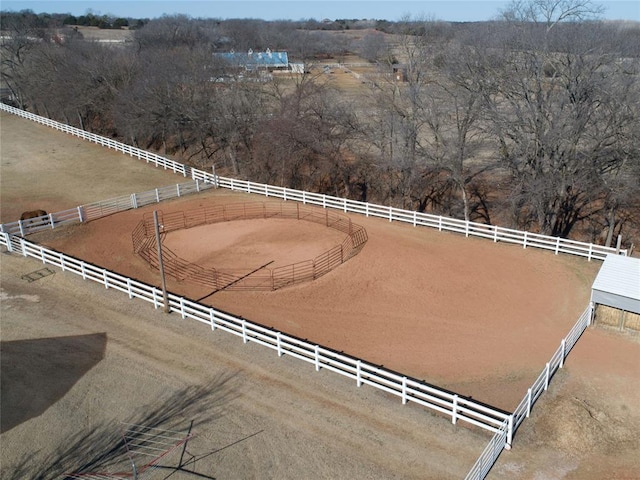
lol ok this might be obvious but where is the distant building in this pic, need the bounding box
[215,49,289,71]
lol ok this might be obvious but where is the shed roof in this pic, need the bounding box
[591,254,640,314]
[215,49,289,68]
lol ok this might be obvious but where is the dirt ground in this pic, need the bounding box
[1,111,639,479]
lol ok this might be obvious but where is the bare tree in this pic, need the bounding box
[417,42,500,222]
[486,0,635,237]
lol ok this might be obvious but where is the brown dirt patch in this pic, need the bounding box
[162,218,348,270]
[30,190,598,412]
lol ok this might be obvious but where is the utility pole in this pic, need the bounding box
[153,210,170,313]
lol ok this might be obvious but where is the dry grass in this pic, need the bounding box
[594,304,640,333]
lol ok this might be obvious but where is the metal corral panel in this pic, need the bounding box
[591,254,640,314]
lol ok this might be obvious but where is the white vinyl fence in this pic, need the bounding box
[464,303,594,480]
[0,102,626,261]
[0,230,510,437]
[509,304,594,441]
[0,103,610,479]
[0,180,212,237]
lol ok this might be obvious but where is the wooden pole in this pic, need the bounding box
[153,210,170,313]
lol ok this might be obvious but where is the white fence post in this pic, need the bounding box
[242,320,247,343]
[2,232,11,252]
[127,278,132,299]
[544,362,550,390]
[506,415,514,449]
[103,270,109,289]
[277,332,282,357]
[526,388,532,417]
[560,339,566,367]
[402,376,408,405]
[4,232,13,252]
[210,310,216,330]
[356,360,362,387]
[152,287,159,309]
[131,193,138,209]
[523,231,528,249]
[77,206,85,223]
[49,213,55,229]
[180,297,186,318]
[452,395,458,424]
[315,345,320,371]
[18,219,25,236]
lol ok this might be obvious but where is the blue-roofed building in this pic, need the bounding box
[215,49,289,71]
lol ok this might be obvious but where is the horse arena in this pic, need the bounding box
[1,110,639,479]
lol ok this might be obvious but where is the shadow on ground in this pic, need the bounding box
[1,333,107,433]
[3,373,240,480]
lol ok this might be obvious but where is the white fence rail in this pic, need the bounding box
[510,304,593,442]
[464,420,510,480]
[464,303,594,479]
[0,231,510,436]
[197,175,625,261]
[1,102,625,261]
[0,103,191,177]
[1,103,611,479]
[0,180,212,237]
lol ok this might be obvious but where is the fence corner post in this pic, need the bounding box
[3,232,12,252]
[506,415,514,450]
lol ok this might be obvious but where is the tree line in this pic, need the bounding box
[1,1,639,248]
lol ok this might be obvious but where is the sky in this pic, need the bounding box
[2,0,639,23]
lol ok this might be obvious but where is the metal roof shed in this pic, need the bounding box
[591,254,640,315]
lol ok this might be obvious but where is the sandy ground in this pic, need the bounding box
[30,190,599,412]
[2,110,639,479]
